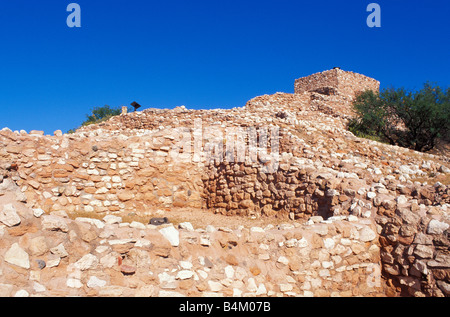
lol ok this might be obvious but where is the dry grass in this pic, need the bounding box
[412,173,450,186]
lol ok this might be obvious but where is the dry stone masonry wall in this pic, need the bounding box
[0,180,385,297]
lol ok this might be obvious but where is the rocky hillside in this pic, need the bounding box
[0,69,449,297]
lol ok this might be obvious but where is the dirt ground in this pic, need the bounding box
[66,206,302,230]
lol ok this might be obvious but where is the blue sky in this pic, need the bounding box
[0,0,449,134]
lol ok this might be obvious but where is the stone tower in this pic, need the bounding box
[294,68,380,100]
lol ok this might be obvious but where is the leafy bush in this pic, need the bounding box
[67,105,126,133]
[81,105,123,127]
[349,83,450,152]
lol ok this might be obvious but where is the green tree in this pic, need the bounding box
[349,83,450,152]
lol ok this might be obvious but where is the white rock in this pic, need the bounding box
[277,256,289,265]
[75,217,105,229]
[250,227,265,233]
[256,283,267,296]
[50,243,69,258]
[41,215,69,232]
[0,204,21,227]
[427,219,449,235]
[396,195,408,205]
[439,165,450,173]
[130,221,146,229]
[279,283,293,292]
[159,225,180,247]
[200,237,211,246]
[224,265,235,279]
[67,278,83,289]
[179,261,193,270]
[324,238,335,249]
[176,270,194,280]
[158,272,176,289]
[5,243,30,269]
[298,237,309,248]
[359,227,377,242]
[14,290,29,297]
[87,276,107,288]
[208,280,223,292]
[33,282,47,293]
[179,222,194,231]
[74,254,99,271]
[33,208,45,218]
[103,215,122,224]
[246,278,258,292]
[367,192,377,199]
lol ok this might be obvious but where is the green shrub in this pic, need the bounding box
[67,105,126,133]
[349,83,450,152]
[81,105,123,127]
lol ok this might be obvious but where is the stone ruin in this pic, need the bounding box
[0,69,449,297]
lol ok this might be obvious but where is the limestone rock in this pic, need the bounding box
[5,243,30,269]
[0,204,21,227]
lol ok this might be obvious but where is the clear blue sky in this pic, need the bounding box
[0,0,449,134]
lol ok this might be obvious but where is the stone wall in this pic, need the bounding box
[0,180,386,297]
[294,68,380,99]
[294,69,380,117]
[0,127,204,217]
[376,202,450,296]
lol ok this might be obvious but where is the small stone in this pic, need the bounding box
[159,225,180,247]
[74,254,99,271]
[36,259,46,270]
[324,238,335,249]
[413,244,434,259]
[279,283,293,292]
[359,227,377,242]
[179,261,193,270]
[396,195,408,205]
[0,204,21,227]
[250,227,265,233]
[103,215,122,224]
[67,278,83,289]
[87,276,107,288]
[176,270,194,280]
[33,208,45,218]
[14,290,30,297]
[208,280,223,292]
[277,256,289,265]
[41,215,69,232]
[367,192,377,199]
[130,221,146,229]
[50,243,69,258]
[224,265,235,279]
[439,165,450,173]
[427,220,449,235]
[5,243,30,269]
[179,222,194,231]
